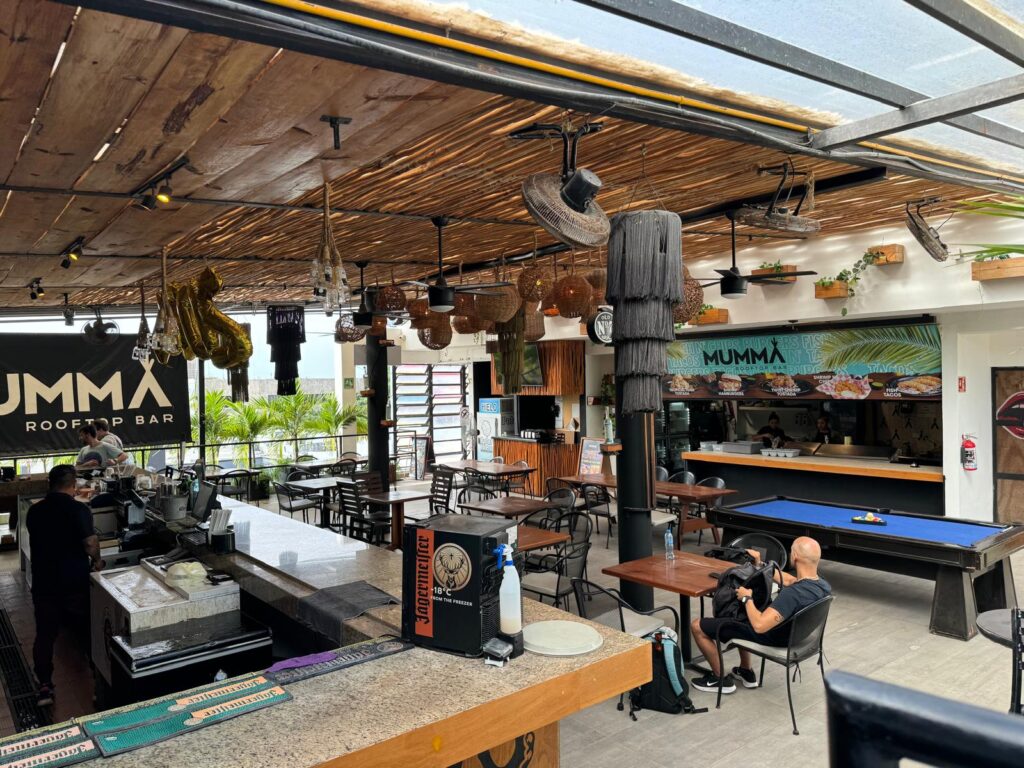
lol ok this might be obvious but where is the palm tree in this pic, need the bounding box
[311,394,367,456]
[266,386,323,460]
[191,390,233,465]
[223,399,272,467]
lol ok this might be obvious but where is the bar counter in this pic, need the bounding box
[78,498,647,767]
[492,436,580,495]
[683,450,946,515]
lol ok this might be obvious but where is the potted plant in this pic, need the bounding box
[958,197,1024,280]
[752,259,798,283]
[252,471,272,501]
[865,244,904,265]
[695,304,729,325]
[814,273,851,299]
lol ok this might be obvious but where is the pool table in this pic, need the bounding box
[707,497,1024,640]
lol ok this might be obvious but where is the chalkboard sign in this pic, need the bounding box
[578,437,605,475]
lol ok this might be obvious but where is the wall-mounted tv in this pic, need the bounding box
[494,343,544,387]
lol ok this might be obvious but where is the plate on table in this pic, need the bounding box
[523,620,603,656]
[816,374,872,400]
[888,375,942,397]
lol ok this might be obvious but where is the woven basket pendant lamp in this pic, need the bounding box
[375,268,407,313]
[606,210,683,414]
[554,253,593,319]
[517,238,551,301]
[334,313,367,343]
[418,316,453,349]
[522,302,546,341]
[673,265,704,325]
[474,266,521,323]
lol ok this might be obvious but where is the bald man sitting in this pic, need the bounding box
[690,536,831,693]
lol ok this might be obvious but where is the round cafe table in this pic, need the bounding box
[976,609,1022,715]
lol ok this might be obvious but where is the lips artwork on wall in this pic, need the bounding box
[996,391,1024,440]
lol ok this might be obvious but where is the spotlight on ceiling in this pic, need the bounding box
[60,256,72,269]
[139,190,158,211]
[59,236,85,268]
[28,278,42,301]
[156,183,173,205]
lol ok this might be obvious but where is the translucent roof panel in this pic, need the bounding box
[675,0,1021,95]
[447,0,1024,174]
[453,0,887,122]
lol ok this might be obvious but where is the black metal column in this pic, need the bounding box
[365,332,391,489]
[614,371,655,610]
[197,358,206,479]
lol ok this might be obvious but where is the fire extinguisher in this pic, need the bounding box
[961,434,978,471]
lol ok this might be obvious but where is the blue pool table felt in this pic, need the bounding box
[732,499,1002,548]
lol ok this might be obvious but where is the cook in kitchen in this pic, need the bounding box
[753,411,792,448]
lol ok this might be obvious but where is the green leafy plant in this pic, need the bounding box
[266,385,323,460]
[310,394,367,455]
[222,399,272,467]
[190,390,233,465]
[818,325,941,373]
[698,304,716,314]
[957,198,1024,260]
[757,259,784,272]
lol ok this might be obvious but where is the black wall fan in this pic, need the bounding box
[692,217,817,299]
[906,197,949,262]
[403,216,510,312]
[731,160,821,235]
[82,307,119,346]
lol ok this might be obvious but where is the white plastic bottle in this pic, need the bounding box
[497,544,522,635]
[665,524,676,560]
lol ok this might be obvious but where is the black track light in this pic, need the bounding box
[36,282,45,299]
[60,256,72,269]
[28,278,41,301]
[59,237,85,268]
[139,190,158,211]
[156,183,172,205]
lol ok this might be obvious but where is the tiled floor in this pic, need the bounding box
[0,483,1020,768]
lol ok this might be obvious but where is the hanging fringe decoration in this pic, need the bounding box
[495,308,526,394]
[228,322,251,402]
[606,210,682,415]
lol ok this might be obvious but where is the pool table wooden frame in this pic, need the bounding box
[707,496,1024,641]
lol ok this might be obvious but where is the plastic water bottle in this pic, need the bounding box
[496,544,522,634]
[665,524,676,560]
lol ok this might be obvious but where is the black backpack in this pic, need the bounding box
[702,546,757,565]
[627,630,707,719]
[711,561,778,621]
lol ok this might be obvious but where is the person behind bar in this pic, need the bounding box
[753,412,790,447]
[93,418,123,451]
[689,537,831,693]
[75,424,128,469]
[811,414,840,445]
[27,465,102,706]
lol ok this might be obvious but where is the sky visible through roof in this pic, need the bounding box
[450,0,1024,172]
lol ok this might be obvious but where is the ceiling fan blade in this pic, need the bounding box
[460,289,502,296]
[697,281,721,288]
[401,280,430,288]
[714,269,736,277]
[746,270,818,280]
[690,275,720,282]
[462,281,513,288]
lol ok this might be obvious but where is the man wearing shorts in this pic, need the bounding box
[690,536,831,693]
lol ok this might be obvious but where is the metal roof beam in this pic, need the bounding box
[905,0,1024,69]
[576,0,1024,150]
[811,73,1024,149]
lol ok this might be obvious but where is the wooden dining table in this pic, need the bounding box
[557,473,737,545]
[516,525,569,553]
[457,496,552,519]
[603,551,733,664]
[362,489,432,551]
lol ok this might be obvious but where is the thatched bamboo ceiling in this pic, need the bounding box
[0,2,987,310]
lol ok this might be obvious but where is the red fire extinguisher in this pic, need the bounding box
[961,434,978,471]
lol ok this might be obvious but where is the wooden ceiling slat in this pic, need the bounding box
[0,1,75,181]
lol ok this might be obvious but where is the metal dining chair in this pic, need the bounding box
[505,460,532,496]
[521,539,592,610]
[273,482,318,524]
[581,483,615,548]
[456,485,495,514]
[216,469,251,502]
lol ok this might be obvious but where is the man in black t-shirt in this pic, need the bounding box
[27,465,101,706]
[690,536,831,693]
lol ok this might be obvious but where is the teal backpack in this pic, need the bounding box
[627,630,707,719]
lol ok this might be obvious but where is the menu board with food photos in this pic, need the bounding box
[664,323,941,401]
[579,437,605,474]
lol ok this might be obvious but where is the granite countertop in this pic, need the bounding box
[89,599,647,768]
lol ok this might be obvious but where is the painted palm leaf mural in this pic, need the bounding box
[817,325,941,373]
[665,323,941,400]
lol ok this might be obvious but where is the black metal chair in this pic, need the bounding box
[216,469,251,501]
[690,475,727,544]
[523,509,591,572]
[715,596,834,735]
[572,578,678,636]
[273,481,318,524]
[655,466,669,482]
[728,532,789,571]
[336,478,390,545]
[581,483,615,548]
[328,459,357,478]
[505,460,532,496]
[430,466,455,515]
[521,539,591,611]
[669,470,696,486]
[456,485,495,514]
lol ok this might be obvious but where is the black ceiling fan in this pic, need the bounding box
[691,216,817,299]
[403,216,510,312]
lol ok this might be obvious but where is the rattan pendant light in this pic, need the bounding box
[673,265,704,324]
[368,315,387,336]
[452,314,482,334]
[522,301,546,341]
[475,266,520,323]
[554,254,593,319]
[418,316,452,349]
[334,313,366,343]
[517,238,550,301]
[374,269,407,313]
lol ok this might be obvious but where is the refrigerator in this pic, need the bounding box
[477,397,515,461]
[655,401,691,472]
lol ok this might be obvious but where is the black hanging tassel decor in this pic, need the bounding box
[606,210,682,415]
[267,305,305,396]
[228,322,251,402]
